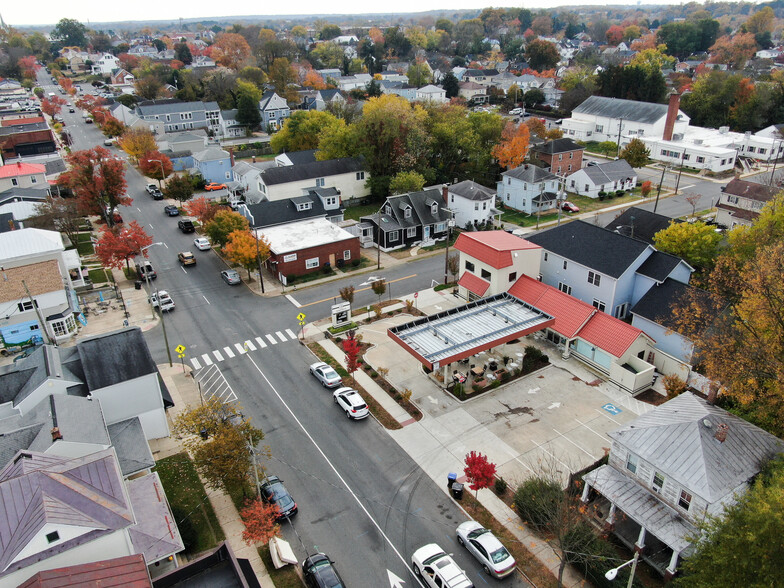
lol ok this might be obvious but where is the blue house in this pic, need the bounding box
[258,91,290,131]
[193,147,233,183]
[497,164,560,214]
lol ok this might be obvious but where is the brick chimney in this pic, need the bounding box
[714,423,729,443]
[662,90,680,142]
[706,383,719,405]
[51,427,63,441]
[442,184,449,203]
[228,146,235,167]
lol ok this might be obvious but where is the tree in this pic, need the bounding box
[389,171,425,195]
[224,230,266,280]
[235,79,262,130]
[596,141,618,156]
[174,42,192,65]
[319,24,342,41]
[525,39,559,72]
[407,60,432,87]
[268,57,298,103]
[133,76,163,100]
[165,174,195,204]
[95,221,153,270]
[310,42,344,69]
[492,122,530,170]
[641,180,652,197]
[447,253,459,281]
[41,96,66,117]
[185,195,223,224]
[51,18,87,48]
[629,48,677,73]
[597,65,666,104]
[117,128,157,163]
[605,25,624,46]
[653,220,722,272]
[442,72,459,99]
[343,331,360,384]
[205,209,250,247]
[339,285,355,304]
[28,195,83,244]
[212,33,251,70]
[371,278,386,303]
[171,397,265,494]
[139,151,173,183]
[239,498,281,545]
[620,138,650,167]
[101,117,125,138]
[708,33,757,70]
[18,56,37,81]
[523,88,545,108]
[463,451,496,498]
[57,147,129,227]
[270,110,345,153]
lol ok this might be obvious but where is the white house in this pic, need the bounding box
[0,161,48,192]
[257,157,369,203]
[497,164,560,214]
[90,53,121,76]
[415,85,447,103]
[445,181,499,229]
[714,178,779,228]
[566,159,637,199]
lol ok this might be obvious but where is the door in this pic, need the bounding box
[424,225,431,239]
[329,253,336,268]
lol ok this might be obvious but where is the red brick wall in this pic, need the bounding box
[268,237,360,279]
[540,149,584,175]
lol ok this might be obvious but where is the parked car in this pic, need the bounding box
[178,251,196,266]
[149,290,175,312]
[309,362,342,388]
[561,201,580,213]
[84,117,93,124]
[146,184,158,195]
[259,475,297,520]
[164,205,180,216]
[178,219,195,233]
[135,260,156,280]
[151,188,164,200]
[302,553,346,588]
[221,269,241,285]
[333,387,369,420]
[509,107,523,116]
[456,521,516,579]
[68,107,75,113]
[412,544,473,588]
[194,237,211,251]
[103,138,113,146]
[204,182,227,191]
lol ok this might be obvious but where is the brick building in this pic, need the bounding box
[531,138,585,175]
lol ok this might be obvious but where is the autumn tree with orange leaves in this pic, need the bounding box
[223,230,269,280]
[185,196,224,224]
[139,151,173,183]
[492,122,530,170]
[709,33,758,69]
[117,128,157,163]
[95,221,153,270]
[212,32,252,70]
[240,498,280,545]
[41,96,66,117]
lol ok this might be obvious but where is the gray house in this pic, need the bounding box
[526,220,693,320]
[566,159,637,199]
[582,392,784,577]
[241,188,344,229]
[134,99,220,135]
[497,164,559,215]
[258,91,290,131]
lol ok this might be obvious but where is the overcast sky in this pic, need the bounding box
[6,1,677,28]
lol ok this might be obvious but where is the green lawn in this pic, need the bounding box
[343,203,379,221]
[154,453,225,555]
[258,546,302,588]
[75,232,94,255]
[87,268,113,284]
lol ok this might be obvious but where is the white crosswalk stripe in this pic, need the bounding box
[190,357,202,370]
[244,340,257,351]
[286,329,297,339]
[202,353,213,366]
[213,350,224,361]
[235,343,247,354]
[266,334,277,345]
[223,347,235,358]
[276,331,287,343]
[255,336,267,348]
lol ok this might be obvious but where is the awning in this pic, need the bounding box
[458,271,490,297]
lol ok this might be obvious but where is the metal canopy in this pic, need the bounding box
[388,293,554,369]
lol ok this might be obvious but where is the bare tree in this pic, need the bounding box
[447,253,459,282]
[685,193,701,219]
[339,285,355,304]
[27,195,84,244]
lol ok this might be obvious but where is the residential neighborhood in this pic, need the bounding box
[0,1,783,586]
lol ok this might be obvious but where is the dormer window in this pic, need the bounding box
[385,204,392,215]
[431,203,438,215]
[296,202,312,211]
[404,208,411,219]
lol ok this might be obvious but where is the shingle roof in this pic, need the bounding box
[458,271,490,296]
[525,220,651,278]
[278,149,317,165]
[573,95,670,125]
[77,328,159,391]
[448,180,495,201]
[603,207,676,245]
[193,147,229,162]
[635,250,689,282]
[502,164,557,183]
[580,159,636,184]
[630,278,715,334]
[135,100,216,116]
[0,260,62,304]
[455,231,541,270]
[260,157,364,186]
[107,418,155,477]
[532,138,584,155]
[722,178,779,202]
[609,392,784,502]
[244,192,337,229]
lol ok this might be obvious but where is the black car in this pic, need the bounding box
[151,189,164,200]
[259,476,297,520]
[303,554,345,588]
[164,205,180,216]
[178,219,195,233]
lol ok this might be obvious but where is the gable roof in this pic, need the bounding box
[579,159,636,185]
[630,278,716,334]
[532,138,584,155]
[502,164,556,183]
[135,100,217,116]
[77,328,159,391]
[448,180,495,201]
[193,147,229,162]
[722,178,779,202]
[603,207,676,245]
[573,95,671,125]
[0,260,63,304]
[260,157,364,186]
[636,249,691,282]
[458,271,490,297]
[0,162,45,178]
[378,188,451,229]
[610,392,784,502]
[16,554,151,588]
[244,192,338,229]
[258,91,288,111]
[526,220,651,279]
[455,231,540,269]
[278,149,317,166]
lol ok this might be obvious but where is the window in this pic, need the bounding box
[759,148,766,155]
[450,195,454,203]
[678,490,692,510]
[626,453,638,474]
[431,203,438,215]
[563,260,567,270]
[481,269,491,280]
[558,153,563,161]
[385,204,392,215]
[508,271,517,282]
[11,178,18,186]
[17,300,36,312]
[570,180,575,188]
[283,253,297,262]
[343,249,351,260]
[406,227,416,237]
[569,152,573,159]
[50,315,76,338]
[748,146,755,153]
[465,261,475,272]
[404,207,411,219]
[325,197,337,206]
[356,171,365,180]
[652,471,665,493]
[727,195,739,204]
[305,257,320,269]
[587,271,600,286]
[436,222,446,232]
[696,156,705,163]
[543,252,548,262]
[568,164,572,171]
[296,202,312,211]
[507,177,511,185]
[46,531,60,543]
[31,176,37,183]
[474,202,479,211]
[593,299,606,312]
[595,125,603,133]
[721,159,726,166]
[558,282,571,295]
[388,230,399,242]
[315,178,325,187]
[482,202,487,210]
[615,303,629,319]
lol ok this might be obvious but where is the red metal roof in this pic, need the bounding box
[577,311,649,358]
[0,161,45,178]
[455,231,541,269]
[458,271,490,296]
[16,554,152,587]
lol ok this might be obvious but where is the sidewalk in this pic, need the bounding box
[149,363,276,588]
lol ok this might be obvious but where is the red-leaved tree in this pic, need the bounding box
[343,331,361,384]
[239,498,281,545]
[641,180,652,197]
[464,451,497,498]
[18,56,38,80]
[139,151,174,182]
[185,196,224,224]
[41,96,67,117]
[58,147,130,227]
[95,221,153,270]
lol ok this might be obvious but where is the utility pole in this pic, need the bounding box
[254,229,265,294]
[654,164,667,213]
[770,138,781,186]
[21,280,54,345]
[674,150,687,195]
[375,211,381,270]
[156,286,173,367]
[249,433,261,499]
[616,117,623,159]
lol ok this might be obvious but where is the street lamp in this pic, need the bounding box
[443,215,456,285]
[605,551,639,587]
[153,159,166,189]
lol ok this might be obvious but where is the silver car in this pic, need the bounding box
[309,362,342,388]
[456,521,516,579]
[221,269,241,285]
[333,387,369,420]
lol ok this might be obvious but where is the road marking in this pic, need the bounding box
[201,353,213,366]
[576,417,613,441]
[212,350,224,362]
[297,274,418,308]
[203,295,210,304]
[149,223,154,230]
[285,329,297,339]
[594,408,623,426]
[190,357,202,370]
[255,336,267,348]
[285,294,302,308]
[244,340,257,351]
[223,346,235,358]
[266,334,277,345]
[531,439,571,471]
[181,266,187,273]
[276,331,287,343]
[552,427,596,458]
[234,343,246,354]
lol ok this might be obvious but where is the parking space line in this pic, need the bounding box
[201,353,213,366]
[576,417,613,442]
[234,343,246,355]
[285,329,297,339]
[266,334,277,345]
[552,427,596,458]
[532,439,571,471]
[244,340,257,351]
[276,331,287,343]
[223,346,235,358]
[593,409,623,426]
[255,336,267,348]
[190,357,202,370]
[514,457,535,474]
[212,350,224,362]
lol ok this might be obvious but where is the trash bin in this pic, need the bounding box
[134,280,142,290]
[447,472,457,489]
[451,482,464,500]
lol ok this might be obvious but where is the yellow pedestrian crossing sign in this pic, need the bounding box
[297,312,306,322]
[175,344,186,355]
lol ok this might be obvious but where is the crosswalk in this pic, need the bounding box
[189,329,299,370]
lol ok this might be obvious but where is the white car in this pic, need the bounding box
[332,387,369,420]
[456,521,516,578]
[193,237,211,251]
[412,544,473,588]
[149,290,175,312]
[310,362,342,388]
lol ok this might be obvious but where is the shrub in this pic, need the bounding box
[615,190,625,197]
[370,371,378,378]
[663,373,687,399]
[514,477,563,531]
[351,259,360,267]
[490,380,500,389]
[400,388,413,403]
[453,383,464,398]
[377,367,389,378]
[405,299,415,312]
[494,477,508,495]
[472,383,483,393]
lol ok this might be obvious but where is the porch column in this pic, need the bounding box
[635,526,647,551]
[562,338,572,360]
[580,480,591,502]
[443,363,449,385]
[664,550,679,581]
[603,503,617,532]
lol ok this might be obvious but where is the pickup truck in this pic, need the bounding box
[149,290,175,312]
[178,219,195,233]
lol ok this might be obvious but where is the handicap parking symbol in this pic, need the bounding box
[602,403,622,415]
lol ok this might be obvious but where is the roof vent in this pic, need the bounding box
[702,419,712,429]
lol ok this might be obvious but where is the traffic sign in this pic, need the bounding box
[175,344,186,354]
[414,292,418,298]
[296,312,306,322]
